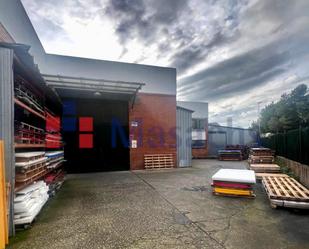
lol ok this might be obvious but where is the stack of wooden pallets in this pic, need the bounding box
[212,169,256,198]
[248,148,280,176]
[14,122,45,145]
[15,152,47,191]
[248,148,274,164]
[144,154,174,169]
[262,175,309,209]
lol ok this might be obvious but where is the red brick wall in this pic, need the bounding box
[129,93,177,170]
[192,119,209,158]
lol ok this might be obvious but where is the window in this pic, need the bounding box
[192,119,206,129]
[192,140,206,148]
[192,129,206,148]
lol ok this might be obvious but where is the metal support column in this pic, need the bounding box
[0,47,15,236]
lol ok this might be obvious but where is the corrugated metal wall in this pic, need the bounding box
[0,47,15,235]
[208,125,257,156]
[177,107,192,167]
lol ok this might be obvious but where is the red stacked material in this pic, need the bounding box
[45,111,62,148]
[44,170,65,197]
[212,169,256,198]
[212,181,252,189]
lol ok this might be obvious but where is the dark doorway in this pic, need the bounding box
[63,98,130,173]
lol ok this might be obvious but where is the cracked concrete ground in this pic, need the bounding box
[9,159,309,249]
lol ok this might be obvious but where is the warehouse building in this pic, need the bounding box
[208,124,257,157]
[0,0,185,235]
[177,101,209,158]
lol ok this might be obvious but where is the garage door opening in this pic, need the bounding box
[63,98,129,173]
[43,74,145,173]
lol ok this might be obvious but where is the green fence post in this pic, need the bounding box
[299,125,302,163]
[284,130,287,157]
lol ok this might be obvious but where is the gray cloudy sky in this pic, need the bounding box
[21,0,309,128]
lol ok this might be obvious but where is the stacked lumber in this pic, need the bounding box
[144,154,174,169]
[248,148,279,177]
[250,164,281,173]
[218,145,249,161]
[218,150,242,161]
[262,175,309,209]
[14,181,49,225]
[15,152,47,190]
[226,145,249,159]
[212,169,256,198]
[248,148,274,164]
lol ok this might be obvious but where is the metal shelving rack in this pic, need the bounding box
[0,43,64,235]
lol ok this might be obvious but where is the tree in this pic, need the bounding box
[255,84,309,133]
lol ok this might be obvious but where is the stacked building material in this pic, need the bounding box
[15,152,47,190]
[45,151,64,170]
[14,181,49,225]
[212,169,256,198]
[44,170,65,197]
[248,148,282,176]
[218,150,242,161]
[14,80,44,115]
[218,145,249,161]
[262,175,309,209]
[226,145,249,159]
[45,111,62,148]
[248,148,274,164]
[249,164,281,173]
[255,173,288,181]
[14,122,45,145]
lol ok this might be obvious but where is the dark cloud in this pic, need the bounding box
[21,0,309,126]
[178,39,295,101]
[105,0,189,44]
[170,31,227,73]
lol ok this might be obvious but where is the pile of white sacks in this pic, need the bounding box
[14,181,49,225]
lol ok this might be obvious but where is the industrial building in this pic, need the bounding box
[208,124,257,157]
[0,0,195,236]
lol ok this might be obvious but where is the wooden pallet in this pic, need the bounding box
[250,164,281,173]
[262,176,309,203]
[16,159,47,173]
[249,155,274,164]
[14,170,47,192]
[255,173,288,181]
[218,156,242,161]
[15,164,46,183]
[144,154,174,169]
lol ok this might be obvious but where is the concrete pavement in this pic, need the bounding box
[9,159,309,249]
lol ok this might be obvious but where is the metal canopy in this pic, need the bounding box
[42,74,145,100]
